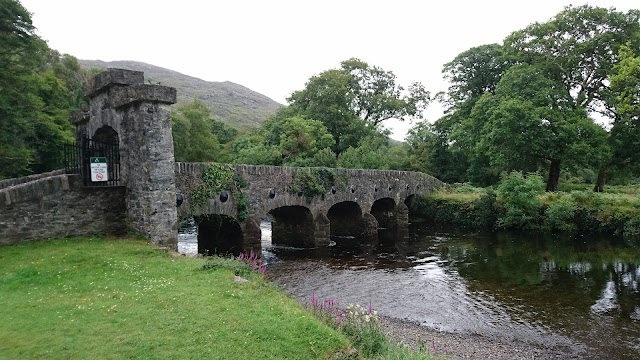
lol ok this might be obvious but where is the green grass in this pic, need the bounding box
[0,238,348,359]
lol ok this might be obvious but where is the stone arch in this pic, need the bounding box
[370,197,397,229]
[328,201,365,237]
[93,125,119,144]
[268,205,315,247]
[195,215,243,256]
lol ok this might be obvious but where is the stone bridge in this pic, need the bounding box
[0,68,443,254]
[175,163,441,253]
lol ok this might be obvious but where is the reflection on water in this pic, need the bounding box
[262,226,640,359]
[177,218,640,358]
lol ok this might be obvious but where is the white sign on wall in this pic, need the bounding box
[90,157,108,182]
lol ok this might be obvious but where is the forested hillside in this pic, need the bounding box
[79,60,282,129]
[0,0,86,179]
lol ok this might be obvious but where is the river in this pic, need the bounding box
[179,220,640,358]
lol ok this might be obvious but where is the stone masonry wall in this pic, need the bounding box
[175,163,443,221]
[72,69,178,247]
[0,174,126,245]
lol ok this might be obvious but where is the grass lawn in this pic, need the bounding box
[0,237,349,359]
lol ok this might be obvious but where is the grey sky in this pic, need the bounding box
[20,0,638,140]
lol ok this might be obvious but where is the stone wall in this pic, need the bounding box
[0,169,66,190]
[175,163,443,221]
[0,174,126,245]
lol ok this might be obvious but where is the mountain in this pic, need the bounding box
[79,60,283,129]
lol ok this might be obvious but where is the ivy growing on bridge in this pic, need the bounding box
[289,168,336,200]
[190,164,249,221]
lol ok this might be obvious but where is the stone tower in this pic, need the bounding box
[71,68,178,247]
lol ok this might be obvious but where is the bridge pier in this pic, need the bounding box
[362,213,379,237]
[314,211,331,247]
[240,217,262,255]
[396,203,409,227]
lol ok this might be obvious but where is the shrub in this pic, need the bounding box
[202,250,266,276]
[624,214,640,239]
[496,171,545,230]
[544,194,577,232]
[472,190,499,230]
[308,297,386,358]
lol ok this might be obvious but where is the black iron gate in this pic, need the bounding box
[64,136,120,186]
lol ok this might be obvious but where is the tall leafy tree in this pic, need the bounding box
[0,1,85,178]
[504,5,640,190]
[0,0,46,177]
[171,100,220,162]
[471,64,609,191]
[441,44,511,109]
[340,58,430,127]
[606,44,640,183]
[288,58,429,156]
[504,5,640,112]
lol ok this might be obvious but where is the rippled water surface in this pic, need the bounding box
[177,220,640,358]
[258,225,640,359]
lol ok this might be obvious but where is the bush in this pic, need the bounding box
[496,171,545,230]
[544,194,577,232]
[624,213,640,239]
[472,190,499,230]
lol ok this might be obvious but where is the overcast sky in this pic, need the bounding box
[21,0,638,140]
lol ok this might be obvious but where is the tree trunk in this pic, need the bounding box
[546,160,561,192]
[593,165,608,192]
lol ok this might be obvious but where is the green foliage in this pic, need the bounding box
[190,164,250,221]
[417,183,640,239]
[543,194,577,232]
[472,190,500,230]
[171,100,221,162]
[289,168,335,200]
[0,1,85,179]
[496,172,545,230]
[441,43,510,107]
[288,58,429,157]
[609,44,640,174]
[232,132,281,165]
[236,193,249,221]
[201,255,254,277]
[336,134,409,170]
[404,5,640,189]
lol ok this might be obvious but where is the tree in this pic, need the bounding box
[265,115,334,166]
[504,5,640,112]
[340,58,430,127]
[288,58,429,156]
[337,134,408,170]
[470,64,609,191]
[416,5,640,189]
[504,5,640,190]
[171,100,220,162]
[0,1,86,178]
[0,0,46,177]
[406,120,468,182]
[441,44,511,109]
[606,44,640,184]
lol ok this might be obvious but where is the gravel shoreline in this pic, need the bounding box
[379,316,584,359]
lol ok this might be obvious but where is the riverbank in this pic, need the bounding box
[379,316,582,359]
[412,175,640,239]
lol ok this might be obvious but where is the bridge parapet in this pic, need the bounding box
[176,162,442,220]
